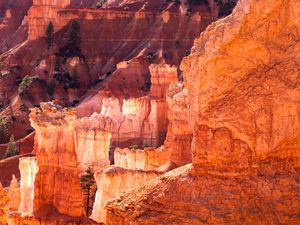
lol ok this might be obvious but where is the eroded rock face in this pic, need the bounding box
[74,126,112,172]
[105,0,300,223]
[91,167,163,223]
[0,182,9,224]
[30,102,85,217]
[8,175,20,211]
[165,82,193,167]
[182,0,300,164]
[114,146,170,170]
[27,0,70,40]
[18,157,38,215]
[77,63,178,148]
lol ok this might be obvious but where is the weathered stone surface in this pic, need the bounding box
[182,0,300,164]
[0,182,9,225]
[8,175,20,211]
[30,102,85,218]
[106,163,300,225]
[105,0,300,224]
[27,0,70,40]
[74,125,112,172]
[18,157,38,215]
[91,167,163,223]
[165,82,193,167]
[114,146,170,170]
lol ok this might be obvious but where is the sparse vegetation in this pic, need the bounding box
[19,104,27,112]
[58,20,82,58]
[129,145,138,150]
[92,0,107,9]
[3,135,19,159]
[0,116,8,144]
[18,75,33,95]
[46,22,54,48]
[215,0,237,17]
[80,167,97,216]
[69,71,80,89]
[47,80,56,96]
[145,53,156,63]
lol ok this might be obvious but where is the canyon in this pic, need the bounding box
[0,0,299,225]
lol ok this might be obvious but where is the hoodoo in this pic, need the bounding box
[0,0,299,224]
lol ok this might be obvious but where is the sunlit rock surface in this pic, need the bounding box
[105,0,300,224]
[114,146,170,170]
[74,125,112,172]
[18,157,38,215]
[0,182,9,224]
[90,167,163,223]
[165,82,193,167]
[30,102,85,217]
[8,175,20,211]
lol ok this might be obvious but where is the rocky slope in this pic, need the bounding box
[105,0,300,224]
[0,0,219,190]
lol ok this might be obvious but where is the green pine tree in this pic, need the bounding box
[80,167,96,216]
[46,22,54,49]
[4,135,19,159]
[69,20,81,52]
[0,116,8,144]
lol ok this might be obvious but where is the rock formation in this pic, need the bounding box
[105,0,300,224]
[27,0,70,40]
[29,102,86,217]
[0,182,9,224]
[90,167,163,223]
[7,175,20,211]
[114,146,170,170]
[165,82,193,167]
[18,157,38,215]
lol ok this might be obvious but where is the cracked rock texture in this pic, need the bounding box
[105,0,300,224]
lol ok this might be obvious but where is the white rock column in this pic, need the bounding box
[18,157,39,215]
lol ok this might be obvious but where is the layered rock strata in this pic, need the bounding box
[114,146,170,170]
[165,82,193,166]
[90,167,163,223]
[105,0,300,224]
[27,0,70,40]
[8,175,20,211]
[30,102,85,217]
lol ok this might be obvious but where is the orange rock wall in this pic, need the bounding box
[8,175,20,211]
[165,82,193,166]
[0,182,9,224]
[30,103,85,217]
[104,0,300,224]
[28,0,70,40]
[74,126,112,172]
[90,167,163,223]
[181,0,300,165]
[114,146,170,170]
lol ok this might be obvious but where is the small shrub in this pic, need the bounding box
[69,71,80,89]
[19,104,27,112]
[80,167,96,216]
[0,116,8,144]
[26,129,34,135]
[3,135,19,159]
[47,80,56,96]
[92,0,107,9]
[129,145,138,150]
[145,53,156,62]
[46,22,54,49]
[215,0,237,17]
[18,75,33,95]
